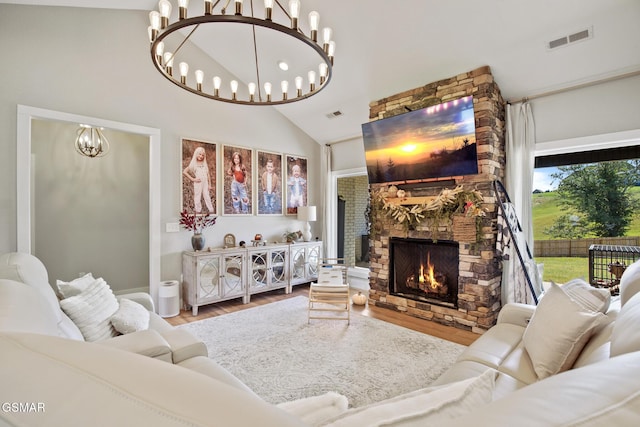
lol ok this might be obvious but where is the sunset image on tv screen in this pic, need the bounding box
[362,95,478,184]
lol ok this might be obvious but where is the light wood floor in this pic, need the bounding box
[166,285,479,346]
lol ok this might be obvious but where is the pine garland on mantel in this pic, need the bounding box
[369,185,486,239]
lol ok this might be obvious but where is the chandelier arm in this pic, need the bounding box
[249,1,263,102]
[150,14,332,106]
[167,24,201,65]
[251,24,263,102]
[221,0,232,14]
[274,0,292,20]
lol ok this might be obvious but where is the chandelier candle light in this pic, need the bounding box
[147,0,335,105]
[297,205,316,242]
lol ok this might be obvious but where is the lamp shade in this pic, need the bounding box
[297,206,317,222]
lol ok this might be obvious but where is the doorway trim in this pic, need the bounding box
[326,167,367,259]
[16,105,162,304]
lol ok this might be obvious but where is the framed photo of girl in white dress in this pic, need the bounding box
[285,155,308,215]
[223,144,253,215]
[181,138,217,215]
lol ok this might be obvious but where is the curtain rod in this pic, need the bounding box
[506,69,640,104]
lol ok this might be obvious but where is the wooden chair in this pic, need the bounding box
[308,258,350,324]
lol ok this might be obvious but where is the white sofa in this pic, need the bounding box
[0,252,265,396]
[2,251,640,426]
[431,260,640,399]
[0,252,210,363]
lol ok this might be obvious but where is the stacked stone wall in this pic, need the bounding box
[367,66,506,334]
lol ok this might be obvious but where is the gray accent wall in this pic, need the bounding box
[31,120,149,292]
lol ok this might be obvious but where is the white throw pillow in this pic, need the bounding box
[56,272,95,299]
[110,298,150,335]
[561,278,611,313]
[523,282,609,379]
[59,278,119,341]
[320,369,496,427]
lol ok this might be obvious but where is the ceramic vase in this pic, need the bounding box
[191,233,205,251]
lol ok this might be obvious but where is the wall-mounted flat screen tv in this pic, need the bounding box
[362,95,478,185]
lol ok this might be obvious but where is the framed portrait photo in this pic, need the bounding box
[256,150,283,215]
[181,138,217,215]
[223,233,236,248]
[285,155,308,215]
[223,144,253,215]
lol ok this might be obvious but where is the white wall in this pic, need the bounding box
[0,5,321,288]
[331,137,366,171]
[531,74,640,143]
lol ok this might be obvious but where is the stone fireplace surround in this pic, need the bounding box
[367,66,506,334]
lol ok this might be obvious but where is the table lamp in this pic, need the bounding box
[297,206,317,242]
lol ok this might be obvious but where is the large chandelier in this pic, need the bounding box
[147,0,335,105]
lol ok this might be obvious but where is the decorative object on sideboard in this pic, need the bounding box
[223,233,236,248]
[179,210,217,251]
[284,230,302,243]
[251,235,267,246]
[75,124,110,158]
[297,205,317,242]
[147,0,335,106]
[191,233,205,251]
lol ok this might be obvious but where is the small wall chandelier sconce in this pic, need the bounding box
[147,0,335,106]
[75,125,110,158]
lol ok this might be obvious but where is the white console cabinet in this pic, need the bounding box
[246,245,289,300]
[289,241,322,288]
[182,241,322,314]
[182,249,247,316]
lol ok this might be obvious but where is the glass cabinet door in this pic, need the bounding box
[198,257,220,301]
[222,253,244,297]
[271,249,287,286]
[291,248,306,281]
[307,244,320,277]
[250,251,268,289]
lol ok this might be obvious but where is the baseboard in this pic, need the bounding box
[114,286,149,295]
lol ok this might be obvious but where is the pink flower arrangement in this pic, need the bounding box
[179,210,217,233]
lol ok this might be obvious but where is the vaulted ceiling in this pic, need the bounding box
[4,0,640,144]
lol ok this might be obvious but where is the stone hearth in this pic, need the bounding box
[367,66,505,334]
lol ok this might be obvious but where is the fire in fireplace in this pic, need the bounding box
[390,238,459,308]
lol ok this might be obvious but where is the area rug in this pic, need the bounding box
[178,296,465,408]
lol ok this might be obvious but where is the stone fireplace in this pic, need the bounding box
[367,66,506,334]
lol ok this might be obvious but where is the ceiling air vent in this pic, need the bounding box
[569,29,590,43]
[547,27,593,50]
[548,36,568,49]
[326,110,343,119]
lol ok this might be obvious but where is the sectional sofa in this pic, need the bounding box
[1,251,640,426]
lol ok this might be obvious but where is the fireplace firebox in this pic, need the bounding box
[390,237,459,308]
